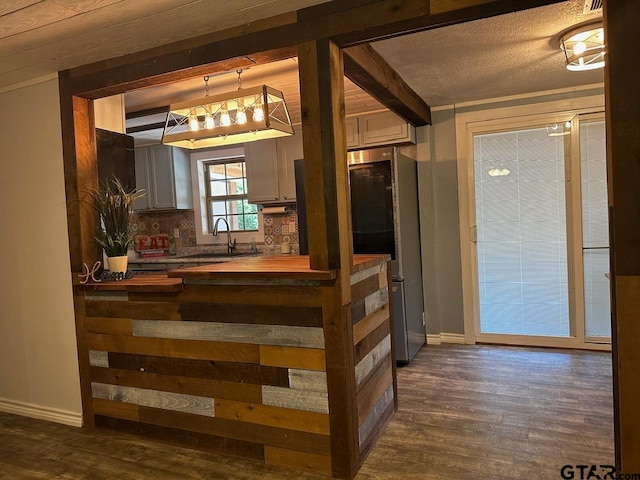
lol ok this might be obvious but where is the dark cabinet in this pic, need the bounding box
[96,128,136,189]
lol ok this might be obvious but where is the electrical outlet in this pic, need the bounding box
[173,228,180,238]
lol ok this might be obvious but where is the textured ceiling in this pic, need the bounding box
[372,0,604,106]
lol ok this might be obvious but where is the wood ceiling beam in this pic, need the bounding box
[125,106,169,120]
[343,44,431,126]
[65,0,567,98]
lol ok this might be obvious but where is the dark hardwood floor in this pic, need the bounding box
[0,345,614,479]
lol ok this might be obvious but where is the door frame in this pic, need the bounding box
[455,93,609,350]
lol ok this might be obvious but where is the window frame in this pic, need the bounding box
[190,146,264,246]
[203,157,258,234]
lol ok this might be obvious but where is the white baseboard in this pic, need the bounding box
[427,334,442,345]
[427,333,467,345]
[0,398,82,427]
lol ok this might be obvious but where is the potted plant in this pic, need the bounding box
[87,177,145,275]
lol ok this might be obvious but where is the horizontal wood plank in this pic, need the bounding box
[131,320,325,349]
[90,367,262,403]
[85,317,133,335]
[365,287,388,316]
[85,300,180,320]
[350,263,383,286]
[358,384,394,448]
[89,350,109,368]
[79,275,183,293]
[288,369,328,393]
[260,346,326,371]
[351,299,367,325]
[214,398,330,435]
[95,415,265,461]
[107,353,289,386]
[351,274,381,304]
[354,319,390,364]
[92,397,139,421]
[353,304,390,345]
[91,382,214,416]
[265,445,332,476]
[356,354,394,425]
[168,256,336,281]
[357,395,394,461]
[180,303,323,327]
[355,335,392,388]
[84,292,128,301]
[179,285,324,307]
[261,385,329,414]
[88,334,260,363]
[137,406,332,455]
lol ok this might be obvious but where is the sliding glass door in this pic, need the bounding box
[470,114,610,346]
[580,119,611,341]
[474,126,570,337]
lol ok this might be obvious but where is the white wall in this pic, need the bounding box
[94,94,126,133]
[0,77,82,425]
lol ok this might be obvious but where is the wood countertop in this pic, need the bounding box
[168,255,334,281]
[77,254,390,290]
[168,254,390,281]
[76,274,183,292]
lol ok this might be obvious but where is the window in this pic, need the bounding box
[204,158,258,233]
[190,146,264,246]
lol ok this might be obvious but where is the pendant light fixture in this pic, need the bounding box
[560,21,605,72]
[162,69,293,149]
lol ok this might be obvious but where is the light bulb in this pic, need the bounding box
[220,102,231,127]
[236,98,247,125]
[204,108,214,130]
[253,96,264,122]
[189,109,199,131]
[573,41,587,55]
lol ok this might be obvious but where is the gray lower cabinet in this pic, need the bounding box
[134,144,193,211]
[245,127,303,205]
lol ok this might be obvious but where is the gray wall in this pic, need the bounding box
[416,110,465,336]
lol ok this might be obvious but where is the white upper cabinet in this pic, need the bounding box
[245,139,280,204]
[134,144,193,211]
[345,117,360,149]
[245,127,303,205]
[347,111,416,150]
[275,128,304,202]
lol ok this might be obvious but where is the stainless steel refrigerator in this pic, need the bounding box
[296,146,426,364]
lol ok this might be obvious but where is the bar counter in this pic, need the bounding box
[74,254,396,478]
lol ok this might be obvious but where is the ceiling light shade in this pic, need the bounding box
[162,85,293,149]
[488,167,510,177]
[546,121,572,137]
[560,22,605,72]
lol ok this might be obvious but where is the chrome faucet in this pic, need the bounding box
[212,217,235,254]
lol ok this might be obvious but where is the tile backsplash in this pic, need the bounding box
[130,206,300,256]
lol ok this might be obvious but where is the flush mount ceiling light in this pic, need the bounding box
[560,22,605,72]
[162,70,293,149]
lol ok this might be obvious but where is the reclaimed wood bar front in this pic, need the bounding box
[75,255,395,478]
